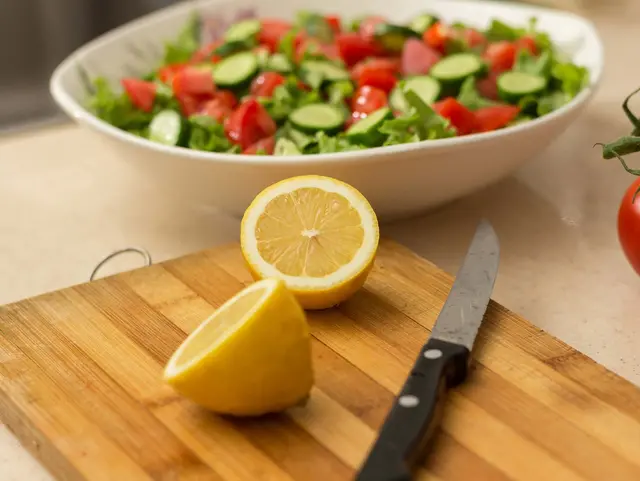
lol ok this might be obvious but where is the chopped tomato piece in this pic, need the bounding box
[250,72,286,98]
[476,72,500,100]
[474,105,520,132]
[177,94,211,117]
[296,38,340,62]
[243,136,276,155]
[172,67,216,96]
[463,29,487,49]
[191,40,222,63]
[351,57,401,82]
[483,41,517,74]
[258,19,293,52]
[401,38,441,75]
[359,15,386,41]
[325,15,342,34]
[357,69,397,93]
[351,85,388,114]
[199,99,232,123]
[225,99,277,150]
[158,63,188,84]
[336,33,384,67]
[515,35,538,56]
[433,98,477,135]
[423,22,451,53]
[213,90,238,109]
[121,78,157,112]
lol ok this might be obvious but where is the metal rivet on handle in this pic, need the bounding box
[424,349,443,359]
[399,395,420,408]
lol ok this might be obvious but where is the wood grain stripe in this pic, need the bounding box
[1,301,220,481]
[207,248,539,480]
[76,278,187,364]
[123,262,355,480]
[0,332,151,481]
[153,400,295,481]
[460,366,640,481]
[2,240,639,481]
[374,240,640,420]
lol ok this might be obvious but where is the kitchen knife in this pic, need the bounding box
[355,219,500,481]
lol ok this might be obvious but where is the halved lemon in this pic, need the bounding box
[240,175,379,310]
[163,278,313,416]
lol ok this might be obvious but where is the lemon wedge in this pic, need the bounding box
[241,175,379,310]
[163,278,313,416]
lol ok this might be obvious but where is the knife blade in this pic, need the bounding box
[355,219,500,481]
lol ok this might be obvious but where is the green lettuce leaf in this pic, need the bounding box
[87,77,153,131]
[296,11,335,43]
[551,62,590,98]
[187,115,234,152]
[514,49,552,78]
[457,77,499,110]
[536,91,570,116]
[307,132,367,154]
[403,89,457,140]
[163,12,201,65]
[379,114,422,145]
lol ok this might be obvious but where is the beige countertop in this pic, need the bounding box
[2,4,640,480]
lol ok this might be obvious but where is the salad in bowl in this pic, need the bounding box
[51,0,601,219]
[86,9,590,156]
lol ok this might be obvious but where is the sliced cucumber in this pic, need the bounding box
[274,137,302,155]
[214,39,255,57]
[224,19,261,43]
[409,14,439,34]
[300,60,350,84]
[213,51,258,87]
[148,110,183,146]
[255,47,270,69]
[390,76,441,113]
[267,53,293,73]
[373,24,420,53]
[289,104,346,134]
[345,107,393,146]
[497,71,547,103]
[430,53,485,84]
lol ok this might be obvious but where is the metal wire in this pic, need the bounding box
[89,247,153,281]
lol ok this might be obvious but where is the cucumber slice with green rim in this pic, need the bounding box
[497,71,547,103]
[289,104,346,134]
[300,60,350,84]
[213,51,259,87]
[389,87,407,113]
[274,137,302,155]
[345,107,393,146]
[373,24,420,53]
[409,14,439,34]
[267,53,293,73]
[223,19,261,43]
[390,76,441,113]
[148,110,183,146]
[430,53,485,84]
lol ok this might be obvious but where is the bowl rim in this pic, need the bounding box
[49,0,604,167]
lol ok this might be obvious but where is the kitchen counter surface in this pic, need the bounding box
[2,3,640,480]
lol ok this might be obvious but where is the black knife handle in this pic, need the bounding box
[355,338,470,481]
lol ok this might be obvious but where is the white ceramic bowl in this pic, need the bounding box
[50,0,603,221]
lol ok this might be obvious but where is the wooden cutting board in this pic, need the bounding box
[1,239,640,481]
